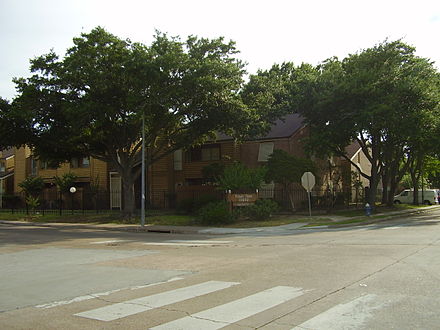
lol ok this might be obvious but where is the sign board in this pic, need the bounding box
[301,172,315,192]
[226,193,258,207]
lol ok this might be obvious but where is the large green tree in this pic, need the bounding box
[0,97,30,149]
[10,27,254,217]
[244,40,440,206]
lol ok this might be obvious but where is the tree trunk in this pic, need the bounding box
[381,171,389,205]
[367,170,380,207]
[284,183,295,212]
[121,170,135,219]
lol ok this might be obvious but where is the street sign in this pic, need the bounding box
[301,172,315,217]
[301,172,315,192]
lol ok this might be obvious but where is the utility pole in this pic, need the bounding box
[141,114,146,227]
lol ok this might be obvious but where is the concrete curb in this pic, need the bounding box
[1,205,438,234]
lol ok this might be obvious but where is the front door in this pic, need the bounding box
[109,173,121,209]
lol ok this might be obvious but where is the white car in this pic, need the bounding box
[393,189,439,205]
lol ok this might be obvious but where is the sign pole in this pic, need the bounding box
[301,172,315,217]
[307,191,312,217]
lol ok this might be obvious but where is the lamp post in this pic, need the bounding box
[69,186,76,215]
[141,114,146,227]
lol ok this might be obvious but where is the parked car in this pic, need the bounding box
[393,189,439,205]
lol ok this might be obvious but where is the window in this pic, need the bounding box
[174,150,183,170]
[0,161,5,172]
[188,145,220,162]
[40,160,57,170]
[258,142,274,162]
[82,157,90,167]
[30,157,37,175]
[71,157,90,168]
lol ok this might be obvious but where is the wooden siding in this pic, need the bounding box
[13,147,28,193]
[13,146,109,193]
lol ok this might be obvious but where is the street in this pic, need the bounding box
[1,209,440,329]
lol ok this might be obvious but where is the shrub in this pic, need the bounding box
[193,194,221,211]
[54,173,78,193]
[18,176,44,197]
[218,162,267,191]
[25,195,40,213]
[177,194,221,214]
[196,201,233,225]
[244,199,279,221]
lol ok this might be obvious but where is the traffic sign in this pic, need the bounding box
[301,172,315,192]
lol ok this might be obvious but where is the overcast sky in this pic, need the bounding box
[1,0,439,101]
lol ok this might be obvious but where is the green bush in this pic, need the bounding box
[218,162,267,191]
[18,176,44,196]
[196,201,233,225]
[244,199,279,221]
[193,194,221,211]
[176,198,194,213]
[177,194,221,214]
[54,173,78,193]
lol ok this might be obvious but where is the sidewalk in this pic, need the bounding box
[1,205,439,235]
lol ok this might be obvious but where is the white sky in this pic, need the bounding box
[1,0,439,101]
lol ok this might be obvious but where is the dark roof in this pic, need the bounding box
[216,114,305,141]
[0,148,14,159]
[345,141,362,160]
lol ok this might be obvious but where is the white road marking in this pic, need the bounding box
[130,277,184,290]
[167,240,232,244]
[144,240,232,247]
[291,294,385,330]
[75,281,240,321]
[383,226,401,230]
[150,286,305,330]
[36,277,184,309]
[90,240,131,244]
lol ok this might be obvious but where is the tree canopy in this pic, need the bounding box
[9,27,257,216]
[246,40,440,205]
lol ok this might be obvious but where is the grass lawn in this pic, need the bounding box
[0,203,435,228]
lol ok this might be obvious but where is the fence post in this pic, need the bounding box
[59,191,62,216]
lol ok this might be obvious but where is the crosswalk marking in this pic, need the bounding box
[167,240,232,244]
[150,286,305,330]
[36,277,185,309]
[74,281,239,322]
[144,240,232,247]
[90,240,131,244]
[291,294,384,330]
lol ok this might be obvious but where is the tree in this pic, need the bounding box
[298,41,439,206]
[18,176,44,197]
[54,173,78,193]
[10,27,252,218]
[425,156,440,188]
[244,41,440,207]
[240,62,318,139]
[0,97,30,149]
[265,149,315,211]
[217,162,267,192]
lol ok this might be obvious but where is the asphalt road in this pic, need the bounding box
[1,209,440,329]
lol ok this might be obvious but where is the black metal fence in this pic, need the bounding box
[0,186,368,214]
[0,190,118,215]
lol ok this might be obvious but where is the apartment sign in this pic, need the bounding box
[227,193,258,207]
